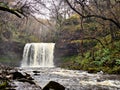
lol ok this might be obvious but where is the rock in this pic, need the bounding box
[17,79,36,85]
[6,74,13,79]
[25,72,34,80]
[0,41,24,67]
[0,64,41,89]
[34,73,40,76]
[33,71,41,76]
[97,71,104,75]
[11,71,26,80]
[33,71,40,73]
[43,81,65,90]
[12,81,42,90]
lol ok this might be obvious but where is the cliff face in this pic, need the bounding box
[0,41,24,66]
[55,32,80,56]
[54,28,83,65]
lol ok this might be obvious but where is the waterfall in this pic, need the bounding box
[21,43,55,67]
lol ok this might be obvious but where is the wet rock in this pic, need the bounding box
[10,71,41,90]
[8,71,34,80]
[33,71,41,76]
[24,72,34,80]
[43,81,65,90]
[17,79,35,84]
[0,64,41,90]
[14,81,42,90]
[34,73,40,76]
[33,71,40,73]
[97,71,104,75]
[6,74,13,79]
[11,71,26,80]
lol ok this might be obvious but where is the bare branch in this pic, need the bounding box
[0,6,22,18]
[65,0,120,29]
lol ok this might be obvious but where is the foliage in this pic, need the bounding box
[63,14,80,25]
[61,40,120,74]
[60,13,120,74]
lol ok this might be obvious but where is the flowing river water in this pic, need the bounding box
[18,67,120,90]
[19,43,120,90]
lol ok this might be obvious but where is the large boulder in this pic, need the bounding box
[43,81,65,90]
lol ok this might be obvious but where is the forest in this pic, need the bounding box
[0,0,120,74]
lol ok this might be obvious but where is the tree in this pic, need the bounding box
[0,1,25,18]
[64,0,120,44]
[65,0,120,29]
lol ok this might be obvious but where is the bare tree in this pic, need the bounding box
[65,0,120,29]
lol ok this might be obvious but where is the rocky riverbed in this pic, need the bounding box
[0,63,41,90]
[1,64,120,90]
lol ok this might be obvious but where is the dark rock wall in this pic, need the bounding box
[0,41,24,66]
[54,30,82,65]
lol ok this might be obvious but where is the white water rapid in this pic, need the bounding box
[18,67,120,90]
[21,43,55,67]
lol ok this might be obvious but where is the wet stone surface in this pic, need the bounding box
[0,64,42,90]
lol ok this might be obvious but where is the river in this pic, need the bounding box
[19,43,120,90]
[19,67,120,90]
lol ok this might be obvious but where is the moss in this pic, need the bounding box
[0,81,8,90]
[108,66,120,74]
[87,68,101,73]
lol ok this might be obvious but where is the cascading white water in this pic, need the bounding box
[21,43,55,67]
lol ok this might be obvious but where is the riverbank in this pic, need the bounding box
[0,63,41,90]
[0,64,65,90]
[60,41,120,74]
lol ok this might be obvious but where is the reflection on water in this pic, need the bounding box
[20,67,120,90]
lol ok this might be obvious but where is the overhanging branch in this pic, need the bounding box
[65,0,120,29]
[82,37,105,48]
[0,6,22,18]
[84,15,120,29]
[65,0,84,17]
